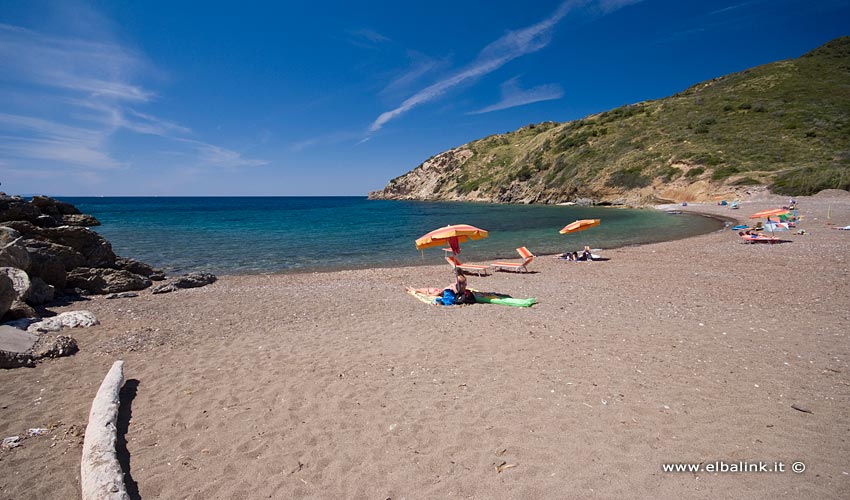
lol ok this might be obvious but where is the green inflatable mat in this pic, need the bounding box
[473,293,537,307]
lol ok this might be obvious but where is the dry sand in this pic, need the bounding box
[1,193,849,500]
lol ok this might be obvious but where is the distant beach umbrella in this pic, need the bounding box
[750,209,792,238]
[763,222,790,232]
[559,219,601,234]
[749,209,790,219]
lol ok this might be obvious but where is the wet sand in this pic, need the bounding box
[1,192,849,499]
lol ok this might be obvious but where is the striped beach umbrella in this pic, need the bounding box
[415,224,489,253]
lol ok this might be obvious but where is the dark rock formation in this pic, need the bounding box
[0,227,31,270]
[113,256,166,281]
[23,240,83,289]
[0,274,14,318]
[0,195,43,226]
[0,195,164,303]
[66,267,152,295]
[0,267,31,302]
[35,334,79,359]
[151,272,217,294]
[27,277,55,305]
[62,214,101,227]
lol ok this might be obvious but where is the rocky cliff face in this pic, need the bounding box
[368,146,752,206]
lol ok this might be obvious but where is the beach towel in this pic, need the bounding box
[406,288,536,307]
[406,288,439,305]
[473,292,537,307]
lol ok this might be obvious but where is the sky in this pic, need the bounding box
[0,0,848,196]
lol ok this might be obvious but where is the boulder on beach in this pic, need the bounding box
[0,227,31,271]
[24,310,99,334]
[27,277,55,305]
[0,324,79,368]
[0,274,14,319]
[0,267,31,302]
[152,272,217,294]
[66,267,151,295]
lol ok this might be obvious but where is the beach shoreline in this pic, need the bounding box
[1,191,848,499]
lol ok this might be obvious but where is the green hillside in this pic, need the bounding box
[372,37,850,203]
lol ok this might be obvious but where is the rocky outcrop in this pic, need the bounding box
[67,268,151,295]
[27,277,55,305]
[2,194,100,228]
[151,272,217,294]
[1,267,31,302]
[0,227,31,270]
[1,322,83,368]
[0,274,14,319]
[0,194,164,310]
[114,257,164,280]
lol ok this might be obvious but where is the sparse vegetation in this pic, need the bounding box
[375,37,850,202]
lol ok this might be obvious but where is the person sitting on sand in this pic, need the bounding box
[443,271,476,305]
[409,271,474,305]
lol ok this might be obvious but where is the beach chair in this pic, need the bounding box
[445,255,491,276]
[492,247,535,273]
[740,234,779,244]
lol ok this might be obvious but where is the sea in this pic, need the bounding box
[59,197,725,275]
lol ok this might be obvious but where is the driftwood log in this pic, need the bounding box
[80,360,129,500]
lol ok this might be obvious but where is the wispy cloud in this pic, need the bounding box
[708,0,766,16]
[176,139,268,167]
[0,22,264,171]
[470,77,564,114]
[0,112,121,169]
[368,0,641,132]
[345,28,391,49]
[289,130,366,152]
[380,51,449,97]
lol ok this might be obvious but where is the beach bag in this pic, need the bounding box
[436,288,457,306]
[455,290,476,305]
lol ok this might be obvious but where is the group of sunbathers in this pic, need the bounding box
[555,245,594,261]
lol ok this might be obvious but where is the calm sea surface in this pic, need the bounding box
[60,197,724,274]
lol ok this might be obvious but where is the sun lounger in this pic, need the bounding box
[740,234,780,244]
[492,247,535,273]
[445,255,491,276]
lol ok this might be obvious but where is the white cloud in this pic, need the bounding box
[470,77,564,114]
[380,51,448,97]
[368,1,579,132]
[0,22,264,171]
[368,0,643,133]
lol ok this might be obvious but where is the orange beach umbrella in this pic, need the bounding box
[559,219,601,234]
[415,224,489,253]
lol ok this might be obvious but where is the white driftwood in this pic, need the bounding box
[80,360,129,500]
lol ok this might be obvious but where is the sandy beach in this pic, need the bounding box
[1,192,849,500]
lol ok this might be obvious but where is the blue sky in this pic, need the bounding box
[1,0,848,196]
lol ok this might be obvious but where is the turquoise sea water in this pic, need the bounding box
[61,197,724,274]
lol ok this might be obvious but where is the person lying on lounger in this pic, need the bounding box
[554,251,574,261]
